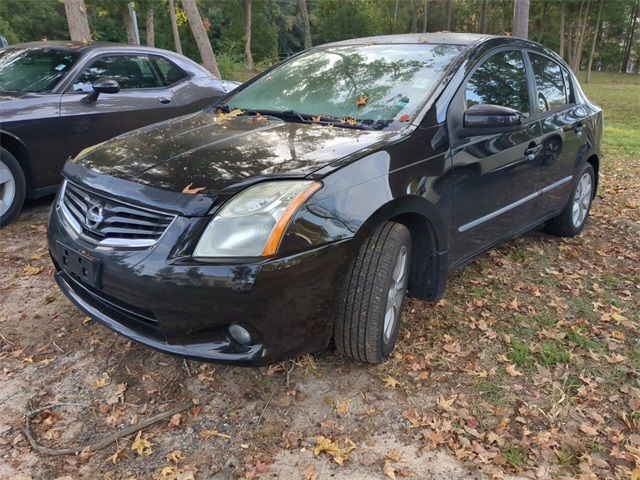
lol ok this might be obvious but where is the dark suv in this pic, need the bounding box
[47,33,602,366]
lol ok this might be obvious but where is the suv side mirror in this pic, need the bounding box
[458,104,524,137]
[84,77,120,102]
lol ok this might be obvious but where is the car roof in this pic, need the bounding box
[6,41,176,56]
[323,32,500,48]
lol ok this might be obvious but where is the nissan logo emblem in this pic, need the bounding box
[85,203,104,229]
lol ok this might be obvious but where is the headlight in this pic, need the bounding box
[193,180,321,257]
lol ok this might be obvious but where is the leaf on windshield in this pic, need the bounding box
[356,95,369,107]
[342,117,358,126]
[311,115,323,123]
[399,114,411,122]
[182,183,206,194]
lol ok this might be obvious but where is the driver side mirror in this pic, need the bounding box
[458,104,524,137]
[84,77,120,103]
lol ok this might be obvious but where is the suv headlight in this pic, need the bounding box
[193,180,321,257]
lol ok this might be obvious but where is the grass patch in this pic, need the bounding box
[565,328,604,351]
[502,444,526,466]
[508,339,534,367]
[539,342,570,366]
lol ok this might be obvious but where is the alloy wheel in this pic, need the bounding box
[0,159,16,218]
[572,171,592,228]
[383,245,408,344]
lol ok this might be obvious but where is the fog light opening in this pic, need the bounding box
[227,324,252,346]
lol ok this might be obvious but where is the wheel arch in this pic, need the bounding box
[585,153,599,197]
[355,196,449,301]
[0,131,33,196]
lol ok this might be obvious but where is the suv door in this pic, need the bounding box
[527,52,589,217]
[447,49,543,266]
[58,54,181,160]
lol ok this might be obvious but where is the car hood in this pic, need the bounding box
[72,110,395,196]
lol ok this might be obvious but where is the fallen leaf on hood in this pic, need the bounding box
[341,116,357,126]
[313,436,356,465]
[131,431,153,456]
[182,184,206,195]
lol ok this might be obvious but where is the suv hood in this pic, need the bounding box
[73,110,395,195]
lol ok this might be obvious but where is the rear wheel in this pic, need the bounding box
[334,222,411,364]
[545,163,595,237]
[0,148,26,228]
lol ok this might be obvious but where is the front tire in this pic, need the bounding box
[545,163,595,237]
[334,222,411,364]
[0,148,26,228]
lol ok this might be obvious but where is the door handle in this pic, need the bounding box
[158,97,171,104]
[524,143,543,159]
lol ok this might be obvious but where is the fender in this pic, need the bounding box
[0,129,33,195]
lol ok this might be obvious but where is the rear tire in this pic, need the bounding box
[545,163,595,237]
[0,148,26,228]
[334,222,411,364]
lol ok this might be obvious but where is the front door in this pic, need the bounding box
[58,54,180,162]
[448,49,543,266]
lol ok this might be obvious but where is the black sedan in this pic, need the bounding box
[0,41,238,226]
[48,33,602,366]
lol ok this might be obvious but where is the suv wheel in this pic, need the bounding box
[546,162,595,237]
[334,222,411,364]
[0,148,26,227]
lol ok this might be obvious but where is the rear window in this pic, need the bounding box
[529,53,568,113]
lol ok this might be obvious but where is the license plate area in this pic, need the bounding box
[58,242,102,288]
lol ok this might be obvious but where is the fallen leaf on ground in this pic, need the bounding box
[313,436,356,465]
[23,265,43,275]
[383,375,400,389]
[383,460,397,479]
[200,429,231,440]
[334,398,351,416]
[166,450,183,463]
[131,431,153,456]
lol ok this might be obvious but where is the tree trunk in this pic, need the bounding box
[586,0,603,83]
[410,0,418,33]
[182,0,221,77]
[239,0,254,71]
[479,0,489,34]
[559,1,565,59]
[146,8,155,48]
[168,0,182,54]
[572,0,591,73]
[298,0,312,49]
[63,0,91,42]
[121,3,138,45]
[620,0,639,73]
[536,0,548,42]
[512,0,529,39]
[422,0,429,33]
[444,0,452,31]
[393,0,399,31]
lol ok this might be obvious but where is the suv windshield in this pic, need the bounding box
[0,48,79,93]
[227,44,463,130]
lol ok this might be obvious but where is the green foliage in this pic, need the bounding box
[313,0,384,43]
[0,0,68,43]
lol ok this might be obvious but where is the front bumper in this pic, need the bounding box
[48,199,353,366]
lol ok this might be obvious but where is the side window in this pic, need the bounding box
[529,53,567,113]
[150,56,188,86]
[465,50,530,115]
[71,55,161,92]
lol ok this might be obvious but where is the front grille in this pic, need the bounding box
[60,181,175,248]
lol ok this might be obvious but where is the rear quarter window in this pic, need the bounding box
[529,53,568,113]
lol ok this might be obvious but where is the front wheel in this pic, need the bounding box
[334,222,411,364]
[546,163,595,237]
[0,148,26,228]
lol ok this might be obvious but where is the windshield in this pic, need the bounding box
[227,44,463,130]
[0,48,80,93]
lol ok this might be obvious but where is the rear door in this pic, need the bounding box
[447,49,543,266]
[527,52,588,217]
[58,54,180,159]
